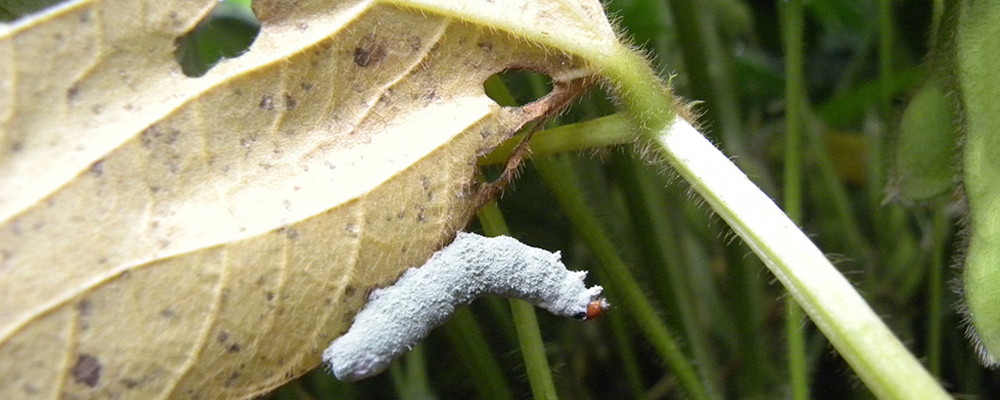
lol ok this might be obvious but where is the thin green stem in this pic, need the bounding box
[607,304,647,400]
[879,0,894,116]
[927,208,949,377]
[784,303,808,400]
[389,345,435,400]
[667,0,775,195]
[533,155,710,400]
[804,111,876,267]
[404,345,433,400]
[665,0,740,142]
[782,1,804,224]
[617,155,724,399]
[444,310,515,400]
[870,0,893,213]
[781,1,809,398]
[478,203,560,400]
[509,300,558,400]
[479,114,632,166]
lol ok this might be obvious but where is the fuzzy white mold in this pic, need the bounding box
[323,232,605,381]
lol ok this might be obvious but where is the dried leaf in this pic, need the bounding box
[0,0,609,397]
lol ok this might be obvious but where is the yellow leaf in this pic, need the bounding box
[0,0,609,397]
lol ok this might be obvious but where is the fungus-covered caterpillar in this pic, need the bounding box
[323,232,608,381]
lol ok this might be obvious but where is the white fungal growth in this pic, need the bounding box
[323,232,606,381]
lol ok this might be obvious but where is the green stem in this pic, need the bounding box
[607,303,648,400]
[478,203,560,400]
[781,1,809,398]
[390,345,436,400]
[785,302,808,400]
[534,156,710,400]
[617,155,724,399]
[444,310,515,400]
[926,208,949,377]
[479,114,632,166]
[667,0,775,194]
[509,300,558,400]
[879,0,894,116]
[804,111,876,267]
[782,1,804,224]
[642,114,948,399]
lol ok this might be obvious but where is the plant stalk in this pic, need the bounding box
[643,114,948,399]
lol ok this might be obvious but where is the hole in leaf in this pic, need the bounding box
[175,0,260,77]
[484,69,554,107]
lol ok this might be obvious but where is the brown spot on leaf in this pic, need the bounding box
[227,344,242,353]
[421,176,433,200]
[353,43,386,67]
[140,126,160,148]
[78,299,92,316]
[88,159,105,177]
[407,36,422,51]
[283,94,297,110]
[10,141,23,152]
[159,308,175,318]
[259,95,274,110]
[67,83,80,102]
[217,331,229,343]
[73,354,102,387]
[225,371,241,387]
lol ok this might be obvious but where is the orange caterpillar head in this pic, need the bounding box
[584,298,610,320]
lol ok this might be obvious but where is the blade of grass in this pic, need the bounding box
[390,345,436,400]
[477,202,560,400]
[607,303,648,400]
[443,310,515,400]
[780,0,810,398]
[534,155,711,400]
[926,208,949,377]
[613,153,725,399]
[667,0,776,195]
